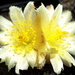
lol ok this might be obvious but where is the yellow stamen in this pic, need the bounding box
[6,29,8,31]
[9,20,36,54]
[45,20,69,50]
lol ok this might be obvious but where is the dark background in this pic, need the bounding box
[0,0,59,10]
[0,0,59,6]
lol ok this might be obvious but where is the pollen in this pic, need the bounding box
[46,22,69,50]
[6,29,8,31]
[9,20,36,54]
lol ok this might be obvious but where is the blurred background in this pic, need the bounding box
[0,0,59,13]
[0,0,59,6]
[0,0,75,75]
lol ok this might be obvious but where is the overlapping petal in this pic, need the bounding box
[24,2,36,21]
[50,54,63,74]
[0,16,13,31]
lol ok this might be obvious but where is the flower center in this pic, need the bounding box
[46,24,69,50]
[6,20,36,55]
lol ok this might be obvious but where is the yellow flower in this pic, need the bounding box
[37,3,75,74]
[0,1,75,74]
[0,2,47,74]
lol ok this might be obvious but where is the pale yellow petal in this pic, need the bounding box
[24,1,36,21]
[0,48,8,62]
[5,51,16,70]
[9,6,25,26]
[26,50,37,68]
[46,4,54,20]
[15,56,28,74]
[59,10,72,27]
[0,45,14,63]
[61,58,72,67]
[7,54,18,70]
[0,16,13,31]
[37,3,49,29]
[64,37,75,55]
[62,21,75,35]
[23,1,37,30]
[0,32,11,44]
[58,50,75,66]
[50,54,63,74]
[51,4,62,23]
